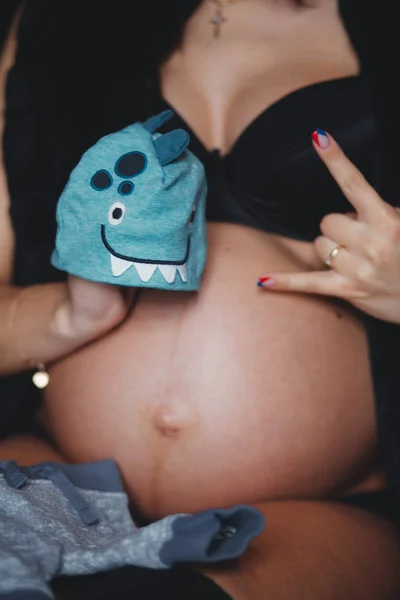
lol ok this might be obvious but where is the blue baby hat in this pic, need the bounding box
[51,110,207,291]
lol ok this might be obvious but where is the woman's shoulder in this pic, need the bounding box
[0,1,20,54]
[0,6,21,284]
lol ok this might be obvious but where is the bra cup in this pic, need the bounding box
[158,77,381,241]
[230,117,378,241]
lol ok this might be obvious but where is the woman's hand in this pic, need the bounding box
[257,129,400,324]
[59,275,134,342]
[2,277,134,376]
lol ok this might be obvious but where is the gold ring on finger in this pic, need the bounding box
[325,244,344,267]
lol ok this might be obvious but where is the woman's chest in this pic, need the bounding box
[161,0,358,154]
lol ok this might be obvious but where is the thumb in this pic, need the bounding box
[257,270,348,296]
[67,275,128,332]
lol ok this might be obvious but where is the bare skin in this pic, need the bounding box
[42,0,376,516]
[1,1,400,598]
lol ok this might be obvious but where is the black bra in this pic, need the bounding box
[156,75,377,241]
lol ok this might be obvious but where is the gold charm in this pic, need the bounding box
[32,363,50,389]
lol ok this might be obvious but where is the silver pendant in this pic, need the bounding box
[210,7,227,38]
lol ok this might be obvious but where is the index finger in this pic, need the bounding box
[311,129,394,223]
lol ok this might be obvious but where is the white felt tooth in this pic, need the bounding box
[158,264,177,284]
[133,262,157,282]
[177,263,187,282]
[110,254,133,276]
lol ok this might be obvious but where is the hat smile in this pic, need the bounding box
[101,225,190,283]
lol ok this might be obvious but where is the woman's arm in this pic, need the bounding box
[0,5,17,285]
[0,21,129,377]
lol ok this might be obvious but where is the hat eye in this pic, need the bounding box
[118,181,135,196]
[108,202,125,225]
[115,152,147,178]
[91,169,113,191]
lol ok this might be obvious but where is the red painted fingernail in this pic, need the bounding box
[257,276,275,287]
[312,128,331,150]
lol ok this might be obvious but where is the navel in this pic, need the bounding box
[153,404,188,437]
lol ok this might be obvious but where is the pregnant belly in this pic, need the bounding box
[42,224,376,520]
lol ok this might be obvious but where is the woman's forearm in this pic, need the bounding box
[0,282,81,376]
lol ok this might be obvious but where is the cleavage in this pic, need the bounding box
[159,2,359,155]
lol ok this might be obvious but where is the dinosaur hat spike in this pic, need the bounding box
[154,130,190,166]
[142,110,174,134]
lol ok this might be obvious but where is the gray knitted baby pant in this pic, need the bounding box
[0,459,264,599]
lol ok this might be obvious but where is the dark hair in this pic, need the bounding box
[3,1,201,181]
[1,0,306,191]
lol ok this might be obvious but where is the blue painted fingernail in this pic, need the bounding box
[312,128,331,150]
